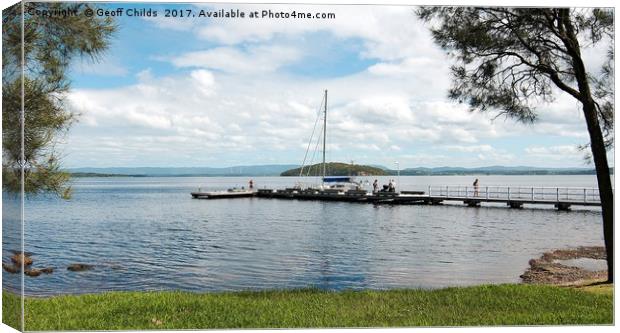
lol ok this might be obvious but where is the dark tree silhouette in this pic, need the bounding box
[417,7,614,281]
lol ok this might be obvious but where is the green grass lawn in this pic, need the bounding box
[2,284,613,330]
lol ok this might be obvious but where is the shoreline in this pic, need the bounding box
[3,246,612,329]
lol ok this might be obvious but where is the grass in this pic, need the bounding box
[574,281,614,296]
[2,284,613,330]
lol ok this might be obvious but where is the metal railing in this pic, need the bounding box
[427,185,602,203]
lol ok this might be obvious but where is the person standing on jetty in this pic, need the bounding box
[473,178,479,197]
[373,179,379,193]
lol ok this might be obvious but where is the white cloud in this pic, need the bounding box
[353,143,382,151]
[67,69,217,133]
[66,57,596,167]
[334,95,415,125]
[189,5,439,61]
[525,145,581,156]
[125,110,173,130]
[521,145,607,166]
[190,69,216,95]
[172,45,301,74]
[443,145,495,153]
[62,4,607,168]
[367,57,440,76]
[136,68,154,82]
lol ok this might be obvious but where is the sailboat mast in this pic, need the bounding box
[322,89,327,181]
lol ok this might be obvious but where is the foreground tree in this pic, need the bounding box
[417,8,614,281]
[2,2,116,198]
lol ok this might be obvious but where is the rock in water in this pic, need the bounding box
[40,267,54,274]
[67,264,94,272]
[10,253,33,266]
[2,262,19,274]
[24,269,42,277]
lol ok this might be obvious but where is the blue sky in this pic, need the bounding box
[61,1,614,168]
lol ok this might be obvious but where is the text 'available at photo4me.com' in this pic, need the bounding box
[27,5,337,20]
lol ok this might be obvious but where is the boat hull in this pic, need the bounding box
[190,191,255,199]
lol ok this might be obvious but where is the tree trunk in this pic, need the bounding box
[559,9,614,282]
[581,100,614,282]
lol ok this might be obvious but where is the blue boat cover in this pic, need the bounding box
[323,176,353,183]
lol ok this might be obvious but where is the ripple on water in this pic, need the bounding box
[2,176,606,295]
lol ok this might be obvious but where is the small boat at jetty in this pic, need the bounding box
[191,188,255,199]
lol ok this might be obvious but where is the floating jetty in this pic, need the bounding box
[191,189,255,199]
[192,185,602,211]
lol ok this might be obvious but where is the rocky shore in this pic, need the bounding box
[520,246,608,285]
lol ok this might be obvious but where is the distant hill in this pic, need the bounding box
[68,165,299,177]
[70,172,142,178]
[281,162,389,176]
[66,165,612,177]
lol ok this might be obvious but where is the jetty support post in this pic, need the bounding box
[464,199,481,207]
[507,201,523,209]
[555,203,571,211]
[425,198,443,205]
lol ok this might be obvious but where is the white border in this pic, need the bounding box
[0,1,617,333]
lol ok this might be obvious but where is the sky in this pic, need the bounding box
[60,1,615,169]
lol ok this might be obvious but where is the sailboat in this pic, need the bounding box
[296,90,364,193]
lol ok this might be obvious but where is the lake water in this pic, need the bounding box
[2,175,605,296]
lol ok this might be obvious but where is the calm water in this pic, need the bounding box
[2,175,605,296]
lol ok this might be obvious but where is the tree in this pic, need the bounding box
[417,7,614,282]
[2,2,116,198]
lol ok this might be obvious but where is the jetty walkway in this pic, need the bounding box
[237,185,603,211]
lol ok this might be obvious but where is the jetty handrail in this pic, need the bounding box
[429,184,601,190]
[427,185,602,203]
